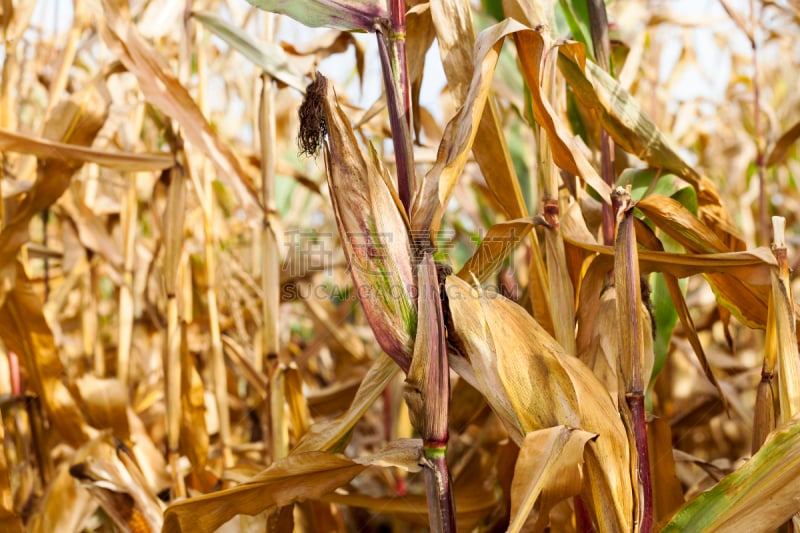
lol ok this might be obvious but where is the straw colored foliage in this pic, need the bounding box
[1,0,800,531]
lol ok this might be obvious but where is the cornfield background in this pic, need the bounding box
[1,0,800,531]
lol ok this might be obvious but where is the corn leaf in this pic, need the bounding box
[245,0,386,31]
[163,441,421,533]
[0,265,90,447]
[192,11,307,92]
[662,419,800,532]
[294,352,400,454]
[446,274,633,531]
[430,0,528,221]
[0,127,173,171]
[508,426,595,533]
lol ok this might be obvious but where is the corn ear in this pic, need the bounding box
[405,252,449,444]
[405,252,454,533]
[308,74,416,371]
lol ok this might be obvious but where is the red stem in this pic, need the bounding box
[375,0,415,217]
[388,0,410,134]
[627,393,654,533]
[600,129,615,245]
[574,495,596,532]
[423,450,456,533]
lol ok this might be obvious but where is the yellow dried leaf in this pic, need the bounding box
[69,435,164,533]
[0,128,173,171]
[76,376,130,441]
[164,441,421,533]
[0,264,90,447]
[29,459,94,533]
[180,348,208,473]
[430,0,527,221]
[294,354,400,454]
[457,218,534,282]
[446,275,633,531]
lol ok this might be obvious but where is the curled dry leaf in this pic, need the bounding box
[294,353,400,454]
[457,218,534,283]
[69,435,164,533]
[765,120,800,167]
[75,376,130,441]
[429,0,527,222]
[28,458,94,533]
[412,18,608,235]
[508,426,596,533]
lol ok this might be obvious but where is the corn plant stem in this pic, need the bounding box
[194,24,233,470]
[0,411,14,520]
[41,209,49,300]
[117,172,137,388]
[423,447,456,533]
[627,392,653,533]
[614,189,653,532]
[269,363,289,460]
[30,395,52,485]
[750,0,767,246]
[88,259,103,376]
[375,0,415,215]
[600,130,615,245]
[259,25,280,362]
[259,71,285,461]
[258,10,286,462]
[587,0,616,246]
[166,295,185,497]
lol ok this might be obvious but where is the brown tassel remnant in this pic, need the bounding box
[297,74,328,157]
